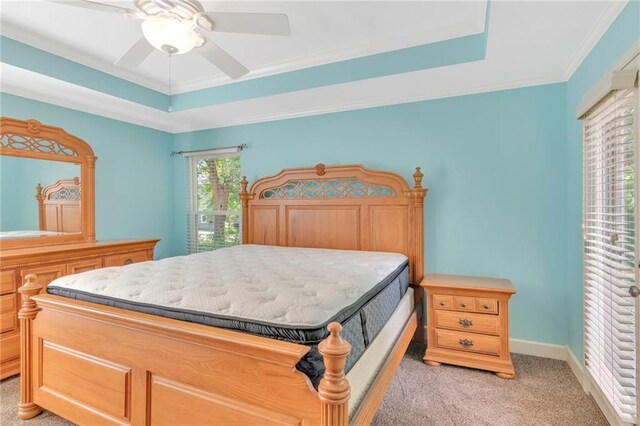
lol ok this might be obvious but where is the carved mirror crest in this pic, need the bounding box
[0,117,97,249]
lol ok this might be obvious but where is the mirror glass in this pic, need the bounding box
[0,156,81,240]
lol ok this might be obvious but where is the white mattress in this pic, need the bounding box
[348,287,414,418]
[48,244,408,328]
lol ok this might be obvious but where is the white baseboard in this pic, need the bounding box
[509,339,627,425]
[509,338,586,390]
[566,347,586,391]
[509,338,568,361]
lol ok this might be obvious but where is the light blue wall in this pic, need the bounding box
[0,93,176,259]
[171,32,487,110]
[173,83,569,345]
[566,1,640,360]
[0,156,79,231]
[0,1,636,351]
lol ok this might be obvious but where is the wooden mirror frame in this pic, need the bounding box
[0,117,97,250]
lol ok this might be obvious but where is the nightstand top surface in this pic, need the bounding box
[421,273,515,294]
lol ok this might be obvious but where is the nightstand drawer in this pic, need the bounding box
[453,296,474,311]
[433,294,453,310]
[434,310,500,335]
[435,329,501,357]
[475,298,498,314]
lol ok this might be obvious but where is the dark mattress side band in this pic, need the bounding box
[47,261,409,344]
[297,270,410,388]
[47,262,410,390]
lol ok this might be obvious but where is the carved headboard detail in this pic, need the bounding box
[36,178,81,233]
[240,164,428,285]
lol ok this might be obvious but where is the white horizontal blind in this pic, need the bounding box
[187,211,241,253]
[186,153,241,254]
[584,88,637,424]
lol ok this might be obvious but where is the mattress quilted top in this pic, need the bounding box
[47,244,407,327]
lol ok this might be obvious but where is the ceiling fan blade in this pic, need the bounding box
[197,39,249,79]
[115,37,155,68]
[48,0,139,16]
[200,12,291,36]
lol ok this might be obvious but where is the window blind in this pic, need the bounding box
[583,87,637,424]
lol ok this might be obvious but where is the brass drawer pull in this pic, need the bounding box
[459,339,474,348]
[458,319,473,327]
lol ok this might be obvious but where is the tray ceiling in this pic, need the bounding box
[0,1,630,132]
[1,1,486,93]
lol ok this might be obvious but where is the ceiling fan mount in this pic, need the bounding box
[50,0,292,79]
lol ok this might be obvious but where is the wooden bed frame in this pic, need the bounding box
[36,178,81,233]
[18,163,427,425]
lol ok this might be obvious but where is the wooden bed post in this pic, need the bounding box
[318,323,351,426]
[239,176,251,244]
[35,184,45,231]
[84,156,97,241]
[17,274,42,420]
[409,167,427,343]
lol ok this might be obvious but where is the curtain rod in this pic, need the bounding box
[170,143,248,156]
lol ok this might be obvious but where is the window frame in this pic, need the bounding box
[579,49,639,426]
[187,151,242,254]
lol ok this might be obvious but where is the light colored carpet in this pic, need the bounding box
[371,343,607,425]
[0,343,606,425]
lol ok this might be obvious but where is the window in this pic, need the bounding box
[582,80,638,424]
[187,153,241,254]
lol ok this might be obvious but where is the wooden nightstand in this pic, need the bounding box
[421,274,516,379]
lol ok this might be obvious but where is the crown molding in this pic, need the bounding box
[2,58,565,135]
[0,63,178,132]
[170,13,486,94]
[561,0,628,80]
[172,73,565,132]
[0,22,172,94]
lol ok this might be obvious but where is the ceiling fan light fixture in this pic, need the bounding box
[141,17,200,54]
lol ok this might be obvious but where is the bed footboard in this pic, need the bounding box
[18,275,353,426]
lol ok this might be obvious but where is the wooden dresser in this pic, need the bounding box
[421,274,516,379]
[0,239,158,379]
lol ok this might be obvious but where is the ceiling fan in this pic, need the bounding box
[49,0,291,79]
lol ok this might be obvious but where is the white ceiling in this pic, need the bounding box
[0,1,630,133]
[0,0,486,93]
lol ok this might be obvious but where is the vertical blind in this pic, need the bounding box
[583,87,637,424]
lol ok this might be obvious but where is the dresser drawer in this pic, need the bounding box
[434,329,501,357]
[0,294,17,334]
[475,298,498,314]
[104,251,150,267]
[20,264,66,288]
[433,294,453,310]
[0,271,16,295]
[434,310,500,336]
[67,258,104,275]
[0,332,19,362]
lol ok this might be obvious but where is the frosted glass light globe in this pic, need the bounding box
[142,18,200,54]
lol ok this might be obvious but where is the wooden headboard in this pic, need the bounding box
[36,177,81,233]
[240,163,428,285]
